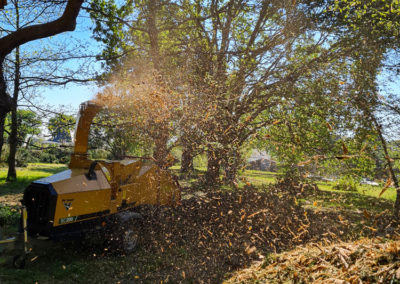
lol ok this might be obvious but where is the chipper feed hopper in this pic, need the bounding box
[22,101,180,244]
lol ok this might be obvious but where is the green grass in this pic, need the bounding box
[0,163,67,195]
[300,180,395,213]
[0,242,91,284]
[240,169,277,186]
[316,181,396,201]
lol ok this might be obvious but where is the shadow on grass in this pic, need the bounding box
[0,177,35,196]
[304,187,393,213]
[243,171,277,179]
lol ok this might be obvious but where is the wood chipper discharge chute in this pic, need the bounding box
[22,101,181,240]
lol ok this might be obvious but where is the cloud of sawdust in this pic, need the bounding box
[94,60,182,126]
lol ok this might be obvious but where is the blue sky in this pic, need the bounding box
[12,7,104,112]
[40,83,96,110]
[37,12,102,111]
[0,2,104,112]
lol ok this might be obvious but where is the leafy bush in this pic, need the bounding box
[2,144,72,166]
[0,205,20,226]
[22,147,71,164]
[333,176,358,191]
[15,148,39,167]
[40,147,71,164]
[88,149,109,160]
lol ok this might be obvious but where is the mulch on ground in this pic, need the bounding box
[227,237,400,283]
[118,184,384,283]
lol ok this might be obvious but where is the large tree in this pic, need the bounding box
[178,0,360,184]
[89,0,194,167]
[89,0,361,185]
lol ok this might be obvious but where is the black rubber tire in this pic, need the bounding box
[107,218,142,254]
[121,229,140,254]
[12,255,26,269]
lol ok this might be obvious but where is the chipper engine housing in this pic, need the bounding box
[23,101,180,239]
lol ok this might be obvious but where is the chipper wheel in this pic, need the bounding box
[120,228,140,254]
[12,254,26,269]
[107,212,143,254]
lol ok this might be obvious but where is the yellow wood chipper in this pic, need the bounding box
[19,101,180,258]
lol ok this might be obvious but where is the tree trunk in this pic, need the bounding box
[223,158,239,185]
[0,112,5,161]
[222,146,242,185]
[206,149,222,185]
[7,43,20,181]
[181,144,194,174]
[373,118,400,219]
[7,107,17,181]
[25,136,32,149]
[153,126,169,169]
[0,58,12,130]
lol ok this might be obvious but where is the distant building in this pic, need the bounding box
[247,150,277,172]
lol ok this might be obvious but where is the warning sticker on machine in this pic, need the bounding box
[59,216,77,224]
[62,199,74,211]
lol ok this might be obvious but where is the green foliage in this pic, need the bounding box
[12,146,71,165]
[48,114,76,143]
[88,148,109,160]
[15,148,36,167]
[5,110,41,146]
[87,0,400,185]
[0,205,19,226]
[36,147,71,164]
[193,153,207,169]
[89,0,134,72]
[328,0,400,44]
[250,36,383,180]
[332,176,359,191]
[88,110,153,160]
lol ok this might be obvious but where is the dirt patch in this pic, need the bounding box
[0,194,22,207]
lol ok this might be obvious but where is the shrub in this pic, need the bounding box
[34,147,71,164]
[333,176,358,191]
[0,205,20,226]
[15,148,39,167]
[88,149,109,160]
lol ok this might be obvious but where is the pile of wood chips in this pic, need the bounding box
[227,237,400,283]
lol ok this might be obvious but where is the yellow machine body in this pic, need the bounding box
[23,101,180,237]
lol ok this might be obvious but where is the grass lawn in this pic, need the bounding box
[0,163,67,196]
[317,180,397,201]
[240,169,277,186]
[303,180,395,213]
